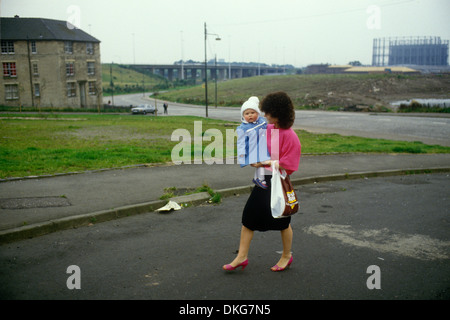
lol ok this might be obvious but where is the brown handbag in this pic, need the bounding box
[280,174,299,217]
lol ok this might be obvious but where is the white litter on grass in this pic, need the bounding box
[156,201,182,212]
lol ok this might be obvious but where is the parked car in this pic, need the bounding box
[131,104,156,115]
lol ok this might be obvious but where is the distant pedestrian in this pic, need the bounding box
[163,102,168,114]
[223,91,301,272]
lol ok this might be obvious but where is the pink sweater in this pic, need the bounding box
[266,124,301,175]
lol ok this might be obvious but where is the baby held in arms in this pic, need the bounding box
[236,96,270,189]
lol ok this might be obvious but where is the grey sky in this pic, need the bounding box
[1,0,449,67]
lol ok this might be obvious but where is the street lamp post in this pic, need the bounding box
[204,22,220,118]
[215,54,218,108]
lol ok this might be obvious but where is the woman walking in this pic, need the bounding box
[223,91,301,272]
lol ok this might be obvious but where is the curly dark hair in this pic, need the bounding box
[260,91,295,129]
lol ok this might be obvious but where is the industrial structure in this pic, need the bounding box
[372,36,449,67]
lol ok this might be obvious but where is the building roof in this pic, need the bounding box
[0,17,100,42]
[344,66,418,73]
[328,65,352,69]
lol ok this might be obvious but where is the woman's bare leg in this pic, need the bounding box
[226,225,254,267]
[275,224,293,267]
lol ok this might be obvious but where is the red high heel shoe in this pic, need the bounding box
[271,256,293,272]
[223,259,248,271]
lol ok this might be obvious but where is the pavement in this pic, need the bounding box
[1,153,450,245]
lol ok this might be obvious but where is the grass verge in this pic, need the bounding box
[1,114,449,179]
[160,184,222,204]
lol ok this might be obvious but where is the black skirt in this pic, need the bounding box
[242,175,291,231]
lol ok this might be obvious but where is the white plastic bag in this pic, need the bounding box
[270,161,286,218]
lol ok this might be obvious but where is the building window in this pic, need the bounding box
[2,62,17,77]
[88,81,97,95]
[66,62,75,76]
[67,82,76,97]
[32,62,39,76]
[5,84,19,100]
[87,62,95,75]
[1,41,14,54]
[34,83,40,97]
[31,41,37,54]
[64,41,73,54]
[86,43,94,55]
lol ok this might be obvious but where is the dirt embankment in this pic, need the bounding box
[300,74,450,110]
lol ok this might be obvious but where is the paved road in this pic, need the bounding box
[1,173,449,301]
[107,93,450,147]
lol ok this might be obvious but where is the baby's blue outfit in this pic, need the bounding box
[237,117,271,167]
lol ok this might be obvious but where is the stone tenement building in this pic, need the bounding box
[0,16,102,108]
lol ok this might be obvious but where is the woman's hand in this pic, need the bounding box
[269,160,280,170]
[250,162,264,168]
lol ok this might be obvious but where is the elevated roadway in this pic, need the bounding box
[130,64,287,81]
